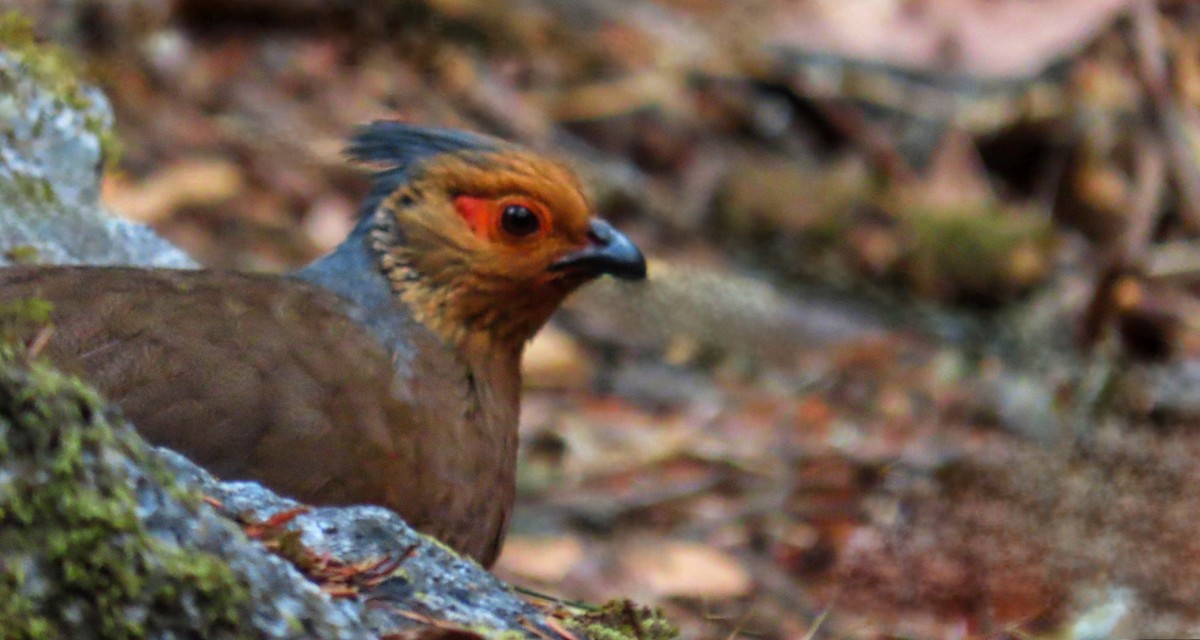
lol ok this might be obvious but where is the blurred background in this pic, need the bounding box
[7,0,1200,637]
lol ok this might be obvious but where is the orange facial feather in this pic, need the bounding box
[370,145,641,348]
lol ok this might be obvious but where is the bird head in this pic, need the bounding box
[350,122,646,350]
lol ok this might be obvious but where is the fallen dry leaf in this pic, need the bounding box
[495,534,585,584]
[102,158,244,222]
[766,0,1134,80]
[624,539,752,599]
[302,194,357,253]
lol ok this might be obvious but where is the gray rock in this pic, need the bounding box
[0,45,192,268]
[168,453,563,636]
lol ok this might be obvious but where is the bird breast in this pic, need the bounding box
[388,328,522,565]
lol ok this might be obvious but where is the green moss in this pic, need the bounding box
[91,116,124,167]
[0,13,88,110]
[898,202,1055,302]
[0,297,51,346]
[718,157,867,253]
[0,352,255,638]
[4,245,41,265]
[418,528,467,558]
[565,600,679,640]
[7,175,59,208]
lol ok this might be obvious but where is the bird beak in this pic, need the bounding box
[550,219,647,281]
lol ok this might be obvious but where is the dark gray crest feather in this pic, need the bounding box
[347,122,501,219]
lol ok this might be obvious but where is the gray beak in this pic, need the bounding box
[550,219,647,281]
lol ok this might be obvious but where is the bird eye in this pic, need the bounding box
[500,204,541,237]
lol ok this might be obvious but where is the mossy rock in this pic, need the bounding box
[0,11,191,269]
[0,11,119,161]
[0,350,258,639]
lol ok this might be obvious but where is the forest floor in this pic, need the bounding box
[11,0,1200,637]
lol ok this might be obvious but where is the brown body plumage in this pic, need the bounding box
[0,123,646,566]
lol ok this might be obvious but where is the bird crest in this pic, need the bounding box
[347,122,503,220]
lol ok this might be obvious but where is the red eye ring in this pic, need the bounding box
[454,195,551,242]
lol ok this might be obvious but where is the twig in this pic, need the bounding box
[513,585,599,612]
[519,616,566,640]
[541,615,583,640]
[1132,0,1200,233]
[1146,240,1200,280]
[721,604,757,640]
[1078,128,1167,351]
[26,325,53,359]
[359,545,419,588]
[1122,132,1167,264]
[1079,0,1174,353]
[799,609,830,640]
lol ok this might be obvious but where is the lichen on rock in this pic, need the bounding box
[0,11,191,269]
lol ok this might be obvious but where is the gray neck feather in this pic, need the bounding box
[291,219,418,360]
